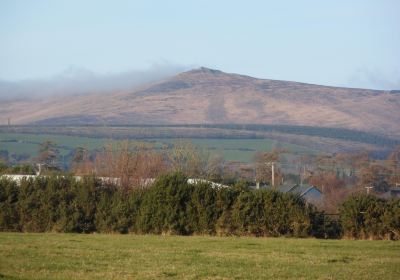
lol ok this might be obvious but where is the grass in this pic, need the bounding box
[0,133,107,157]
[0,233,399,279]
[158,138,317,162]
[0,132,318,163]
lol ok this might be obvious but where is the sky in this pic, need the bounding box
[1,0,399,90]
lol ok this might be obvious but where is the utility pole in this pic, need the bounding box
[271,162,275,188]
[300,165,306,186]
[266,162,275,188]
[7,118,10,126]
[300,166,302,186]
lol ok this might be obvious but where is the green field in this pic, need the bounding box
[0,133,107,158]
[159,138,316,162]
[0,132,317,163]
[0,233,399,280]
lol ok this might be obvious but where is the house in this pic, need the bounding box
[0,173,228,189]
[0,174,38,184]
[187,178,229,189]
[250,183,323,204]
[379,187,400,200]
[286,184,323,204]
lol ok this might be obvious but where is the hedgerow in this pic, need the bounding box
[0,173,398,239]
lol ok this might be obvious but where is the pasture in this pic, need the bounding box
[0,132,317,163]
[0,233,399,279]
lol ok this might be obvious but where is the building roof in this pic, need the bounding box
[279,184,297,193]
[379,188,400,200]
[251,183,322,198]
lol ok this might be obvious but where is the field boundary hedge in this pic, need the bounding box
[0,173,398,239]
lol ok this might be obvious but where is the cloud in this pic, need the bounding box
[346,67,400,90]
[0,63,190,100]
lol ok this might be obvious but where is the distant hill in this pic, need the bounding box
[0,67,399,138]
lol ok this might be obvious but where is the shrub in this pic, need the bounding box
[382,198,400,240]
[229,190,316,237]
[339,194,397,239]
[2,173,395,239]
[136,172,192,234]
[0,178,20,231]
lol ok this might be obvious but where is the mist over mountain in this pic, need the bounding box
[0,67,399,138]
[0,64,188,100]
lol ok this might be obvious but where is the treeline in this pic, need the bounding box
[2,139,400,215]
[0,126,262,140]
[1,124,398,147]
[1,173,398,239]
[189,124,400,147]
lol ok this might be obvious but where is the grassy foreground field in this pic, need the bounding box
[0,233,399,280]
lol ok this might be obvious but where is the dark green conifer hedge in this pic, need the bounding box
[0,173,398,239]
[339,194,400,240]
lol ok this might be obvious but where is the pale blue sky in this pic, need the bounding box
[1,0,399,89]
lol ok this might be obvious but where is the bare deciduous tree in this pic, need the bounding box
[168,140,209,178]
[88,141,167,189]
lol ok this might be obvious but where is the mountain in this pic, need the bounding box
[0,67,399,137]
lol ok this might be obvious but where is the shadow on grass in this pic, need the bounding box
[162,271,178,277]
[0,273,28,280]
[327,257,353,263]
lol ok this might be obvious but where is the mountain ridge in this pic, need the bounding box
[0,67,399,138]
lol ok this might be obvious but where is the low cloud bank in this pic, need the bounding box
[347,67,400,91]
[0,63,189,100]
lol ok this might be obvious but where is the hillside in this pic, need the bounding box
[0,67,399,138]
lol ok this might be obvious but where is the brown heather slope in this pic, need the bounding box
[0,67,399,137]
